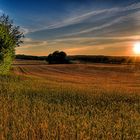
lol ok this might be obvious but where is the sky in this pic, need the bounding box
[0,0,140,56]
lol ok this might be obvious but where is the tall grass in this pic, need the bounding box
[0,74,140,140]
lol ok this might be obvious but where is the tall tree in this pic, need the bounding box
[0,14,24,74]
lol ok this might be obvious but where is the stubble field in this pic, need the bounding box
[0,60,140,140]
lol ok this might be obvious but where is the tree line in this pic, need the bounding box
[16,53,138,64]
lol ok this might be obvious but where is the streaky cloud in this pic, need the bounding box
[64,10,140,36]
[28,1,140,34]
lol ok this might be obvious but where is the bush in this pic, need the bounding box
[47,51,70,64]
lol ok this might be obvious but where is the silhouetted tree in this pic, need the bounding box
[47,51,69,64]
[0,14,24,74]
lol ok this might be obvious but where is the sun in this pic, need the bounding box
[133,42,140,55]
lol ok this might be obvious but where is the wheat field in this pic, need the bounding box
[0,61,140,140]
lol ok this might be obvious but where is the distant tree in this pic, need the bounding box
[0,14,24,74]
[47,51,69,64]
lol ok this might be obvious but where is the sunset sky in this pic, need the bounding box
[0,0,140,56]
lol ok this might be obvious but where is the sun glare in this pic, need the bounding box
[133,42,140,55]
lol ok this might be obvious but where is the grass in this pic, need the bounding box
[0,62,140,140]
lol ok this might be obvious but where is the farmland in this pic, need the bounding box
[0,61,140,139]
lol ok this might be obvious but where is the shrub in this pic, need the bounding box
[47,51,70,64]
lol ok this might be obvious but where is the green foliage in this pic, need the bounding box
[0,14,23,74]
